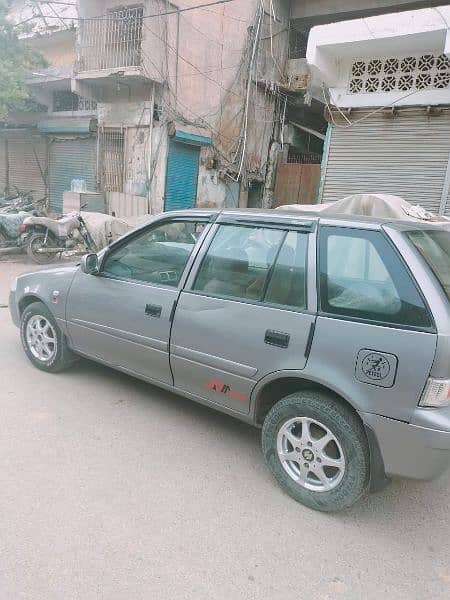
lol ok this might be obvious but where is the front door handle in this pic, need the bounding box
[265,329,290,348]
[145,303,162,318]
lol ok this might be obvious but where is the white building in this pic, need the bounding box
[306,5,450,214]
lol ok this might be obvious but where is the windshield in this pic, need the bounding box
[406,229,450,300]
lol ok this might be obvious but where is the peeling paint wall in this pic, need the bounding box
[73,0,291,214]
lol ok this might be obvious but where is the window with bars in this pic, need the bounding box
[289,28,309,60]
[349,53,450,94]
[100,129,125,193]
[77,5,144,72]
[53,91,97,113]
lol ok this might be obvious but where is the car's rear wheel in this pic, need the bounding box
[262,390,370,512]
[20,302,77,373]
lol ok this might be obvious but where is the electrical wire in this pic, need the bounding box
[13,0,237,25]
[322,83,441,129]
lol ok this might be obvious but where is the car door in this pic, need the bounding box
[170,216,317,415]
[66,216,210,385]
[308,225,437,422]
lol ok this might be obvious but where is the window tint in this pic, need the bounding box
[193,225,284,301]
[320,227,432,328]
[102,220,206,286]
[265,231,308,309]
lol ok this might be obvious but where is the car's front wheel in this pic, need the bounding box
[20,301,77,373]
[262,390,370,512]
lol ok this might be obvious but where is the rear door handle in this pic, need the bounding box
[265,329,290,348]
[145,303,162,318]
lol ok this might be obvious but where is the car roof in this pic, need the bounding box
[167,208,450,231]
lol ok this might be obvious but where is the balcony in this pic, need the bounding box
[74,5,162,93]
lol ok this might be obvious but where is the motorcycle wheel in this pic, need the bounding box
[26,233,58,265]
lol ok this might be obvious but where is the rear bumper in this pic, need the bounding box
[362,410,450,481]
[9,291,20,328]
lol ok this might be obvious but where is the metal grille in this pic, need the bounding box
[349,53,450,94]
[53,91,97,112]
[77,6,144,72]
[289,28,308,60]
[287,152,322,164]
[100,129,125,193]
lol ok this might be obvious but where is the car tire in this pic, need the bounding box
[20,301,77,373]
[262,390,370,512]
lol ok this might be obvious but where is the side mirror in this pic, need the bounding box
[80,253,99,275]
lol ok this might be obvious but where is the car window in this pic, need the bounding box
[406,228,450,301]
[265,231,308,309]
[193,225,285,301]
[102,220,206,286]
[319,227,433,328]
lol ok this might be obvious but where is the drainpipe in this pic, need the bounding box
[147,81,156,214]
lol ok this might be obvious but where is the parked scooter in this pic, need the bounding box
[20,209,97,264]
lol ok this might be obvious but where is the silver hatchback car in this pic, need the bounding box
[9,209,450,511]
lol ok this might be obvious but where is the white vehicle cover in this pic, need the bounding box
[276,193,450,222]
[80,212,142,250]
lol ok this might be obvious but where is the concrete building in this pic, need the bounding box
[305,4,450,214]
[2,0,445,214]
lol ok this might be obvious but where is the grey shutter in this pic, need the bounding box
[49,136,97,213]
[6,132,47,200]
[322,110,450,213]
[0,137,6,191]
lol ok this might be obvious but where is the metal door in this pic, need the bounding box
[65,215,212,385]
[66,271,178,385]
[321,110,450,213]
[164,139,200,211]
[170,219,317,415]
[49,137,97,213]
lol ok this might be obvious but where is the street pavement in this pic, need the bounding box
[0,258,449,600]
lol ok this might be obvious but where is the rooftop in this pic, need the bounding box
[8,0,77,38]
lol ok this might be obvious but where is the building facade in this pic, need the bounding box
[306,5,450,215]
[2,1,446,214]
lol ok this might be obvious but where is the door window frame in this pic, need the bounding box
[96,214,214,290]
[184,220,317,315]
[317,224,436,332]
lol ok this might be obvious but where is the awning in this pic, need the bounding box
[168,122,212,146]
[38,117,97,134]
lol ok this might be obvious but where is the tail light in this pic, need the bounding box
[420,378,450,408]
[18,224,27,233]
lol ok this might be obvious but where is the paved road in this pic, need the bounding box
[1,259,450,600]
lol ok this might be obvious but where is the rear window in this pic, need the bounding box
[406,229,450,301]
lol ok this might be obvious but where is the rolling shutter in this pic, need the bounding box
[164,138,200,211]
[49,136,97,213]
[5,131,47,200]
[322,110,450,213]
[0,137,6,191]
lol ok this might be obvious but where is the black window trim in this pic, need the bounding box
[188,222,310,312]
[98,216,213,289]
[317,224,436,333]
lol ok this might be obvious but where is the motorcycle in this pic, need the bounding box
[20,209,98,264]
[0,188,41,214]
[0,211,33,254]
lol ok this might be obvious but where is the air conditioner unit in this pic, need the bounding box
[286,58,310,92]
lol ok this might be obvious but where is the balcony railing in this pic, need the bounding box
[76,6,144,73]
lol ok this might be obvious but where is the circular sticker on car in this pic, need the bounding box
[361,353,391,381]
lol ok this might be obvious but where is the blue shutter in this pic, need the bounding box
[49,137,97,213]
[164,139,200,211]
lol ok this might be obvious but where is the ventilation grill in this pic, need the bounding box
[349,53,450,94]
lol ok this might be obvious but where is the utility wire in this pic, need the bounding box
[14,0,237,24]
